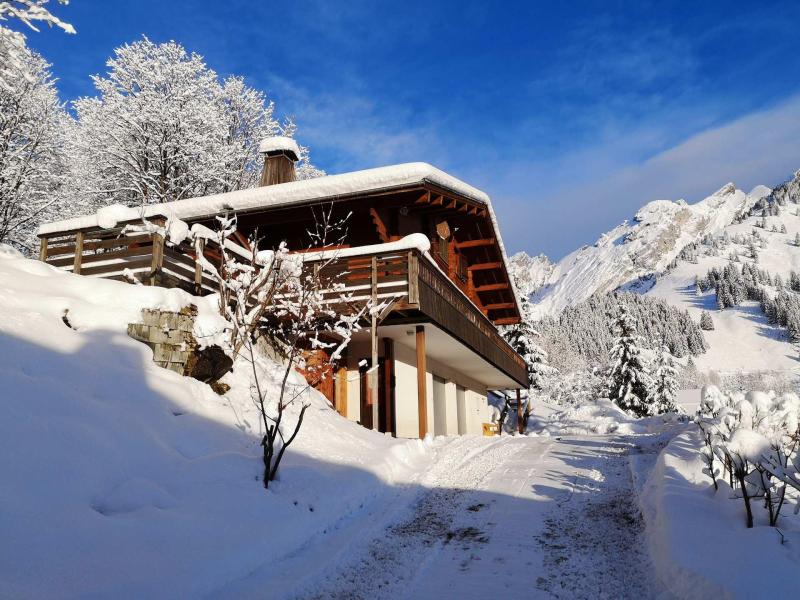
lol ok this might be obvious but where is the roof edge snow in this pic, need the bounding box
[37,161,521,316]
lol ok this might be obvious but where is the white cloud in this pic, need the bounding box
[488,94,800,259]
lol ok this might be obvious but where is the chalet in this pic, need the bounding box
[37,137,527,439]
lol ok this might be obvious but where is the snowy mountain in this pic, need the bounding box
[521,169,800,375]
[523,182,772,316]
[508,251,554,296]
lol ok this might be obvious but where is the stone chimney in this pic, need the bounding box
[258,136,300,186]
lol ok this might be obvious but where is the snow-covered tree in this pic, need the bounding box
[0,1,74,92]
[606,306,652,416]
[649,347,679,414]
[0,29,67,251]
[188,209,368,488]
[700,310,714,331]
[68,37,322,212]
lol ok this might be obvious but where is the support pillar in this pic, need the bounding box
[416,325,428,438]
[369,255,379,430]
[516,388,523,434]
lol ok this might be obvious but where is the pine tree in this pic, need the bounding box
[606,306,652,416]
[502,290,553,389]
[699,310,714,331]
[649,347,680,414]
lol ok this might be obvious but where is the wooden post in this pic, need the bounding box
[72,231,84,274]
[416,325,428,439]
[336,366,348,418]
[516,388,523,434]
[383,338,395,436]
[369,255,379,430]
[150,231,164,286]
[194,238,205,295]
[38,237,48,262]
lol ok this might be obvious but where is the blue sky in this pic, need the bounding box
[18,1,800,259]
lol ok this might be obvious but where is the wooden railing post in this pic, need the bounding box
[39,237,48,262]
[194,238,205,295]
[150,231,164,286]
[72,231,84,274]
[408,251,419,305]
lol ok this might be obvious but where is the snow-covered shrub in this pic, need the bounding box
[695,385,800,527]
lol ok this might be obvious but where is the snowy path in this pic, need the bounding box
[281,433,673,600]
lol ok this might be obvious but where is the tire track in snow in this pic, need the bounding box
[534,435,674,600]
[300,436,522,600]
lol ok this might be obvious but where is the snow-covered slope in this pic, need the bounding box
[646,190,800,374]
[529,183,769,316]
[0,246,432,598]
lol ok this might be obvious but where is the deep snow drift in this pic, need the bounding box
[0,246,431,598]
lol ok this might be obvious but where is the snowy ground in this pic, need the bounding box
[4,246,800,599]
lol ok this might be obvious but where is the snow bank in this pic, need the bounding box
[0,246,433,598]
[640,430,800,598]
[527,398,682,436]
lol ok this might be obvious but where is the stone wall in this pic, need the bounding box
[127,306,231,382]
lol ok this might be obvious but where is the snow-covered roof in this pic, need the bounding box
[39,163,490,235]
[37,161,520,314]
[258,136,301,159]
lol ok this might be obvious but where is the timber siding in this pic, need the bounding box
[416,257,528,386]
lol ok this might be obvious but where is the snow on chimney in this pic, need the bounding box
[258,136,300,186]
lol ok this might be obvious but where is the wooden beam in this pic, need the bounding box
[478,209,488,218]
[484,302,515,310]
[72,231,84,274]
[456,237,495,249]
[415,191,431,204]
[416,325,428,439]
[369,208,390,243]
[494,317,521,326]
[432,195,444,206]
[475,283,509,292]
[445,198,457,210]
[468,206,479,216]
[468,261,503,272]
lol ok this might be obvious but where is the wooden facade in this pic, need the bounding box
[37,171,529,434]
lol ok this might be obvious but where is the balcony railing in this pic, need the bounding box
[39,226,528,386]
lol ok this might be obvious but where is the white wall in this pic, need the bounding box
[342,335,492,439]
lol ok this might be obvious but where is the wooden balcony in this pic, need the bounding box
[39,226,528,387]
[303,247,529,387]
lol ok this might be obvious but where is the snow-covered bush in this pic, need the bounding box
[696,385,800,527]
